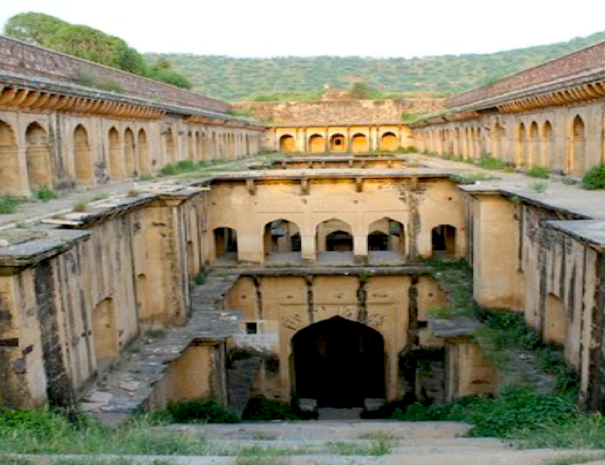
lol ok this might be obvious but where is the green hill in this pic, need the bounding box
[147,31,605,101]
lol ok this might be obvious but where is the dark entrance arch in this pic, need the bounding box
[292,317,385,408]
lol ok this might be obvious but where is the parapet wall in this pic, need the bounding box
[447,40,605,109]
[233,99,444,125]
[0,36,229,113]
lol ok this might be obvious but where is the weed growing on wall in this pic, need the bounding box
[34,185,60,202]
[529,181,549,193]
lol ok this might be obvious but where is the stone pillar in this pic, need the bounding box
[301,234,316,262]
[471,193,524,310]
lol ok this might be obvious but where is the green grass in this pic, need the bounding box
[529,181,549,193]
[0,196,22,214]
[326,440,396,456]
[34,185,60,202]
[540,452,605,465]
[157,398,241,424]
[526,166,550,178]
[582,164,605,190]
[476,157,507,170]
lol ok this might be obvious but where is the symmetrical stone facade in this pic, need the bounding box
[269,124,413,153]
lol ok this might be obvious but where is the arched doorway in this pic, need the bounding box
[309,134,326,153]
[165,127,176,163]
[431,225,457,258]
[279,135,297,153]
[124,128,136,176]
[569,115,586,176]
[108,127,122,179]
[25,122,52,189]
[137,129,150,174]
[292,317,385,408]
[263,219,301,263]
[329,134,346,153]
[380,132,398,151]
[214,227,238,262]
[74,125,92,184]
[367,218,405,253]
[529,122,539,168]
[516,123,527,167]
[351,133,369,153]
[0,121,20,196]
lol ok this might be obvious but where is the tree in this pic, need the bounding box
[146,58,192,89]
[3,12,66,46]
[46,25,124,67]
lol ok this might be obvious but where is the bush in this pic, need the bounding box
[159,160,201,176]
[582,164,605,190]
[35,185,60,202]
[393,387,578,439]
[242,397,301,422]
[477,157,506,170]
[162,398,241,424]
[0,197,21,215]
[526,166,550,178]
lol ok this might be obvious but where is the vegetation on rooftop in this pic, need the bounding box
[4,12,192,90]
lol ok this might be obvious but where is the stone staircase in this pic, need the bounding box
[143,420,599,465]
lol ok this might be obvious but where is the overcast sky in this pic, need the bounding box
[2,0,605,58]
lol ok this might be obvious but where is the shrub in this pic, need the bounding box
[242,397,301,422]
[526,166,550,178]
[582,164,605,190]
[477,157,506,170]
[0,197,21,215]
[35,185,60,202]
[162,398,241,424]
[529,181,549,193]
[159,160,201,176]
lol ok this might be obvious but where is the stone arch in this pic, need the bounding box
[543,121,553,168]
[431,224,457,258]
[309,134,326,153]
[516,123,527,167]
[92,297,118,371]
[108,127,122,179]
[292,316,385,407]
[165,127,176,163]
[279,134,296,153]
[316,218,353,252]
[529,121,539,167]
[0,121,20,196]
[544,293,567,346]
[569,115,586,176]
[380,132,398,151]
[263,219,301,259]
[137,128,150,174]
[367,217,405,253]
[188,130,195,160]
[25,122,52,189]
[124,127,136,176]
[74,124,93,184]
[329,134,346,153]
[214,227,238,261]
[351,133,369,153]
[492,122,505,160]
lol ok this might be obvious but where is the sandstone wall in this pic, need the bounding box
[205,176,468,263]
[448,40,605,109]
[469,192,605,409]
[0,37,229,113]
[234,99,444,125]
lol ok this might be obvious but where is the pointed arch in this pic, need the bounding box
[74,124,93,184]
[25,122,52,188]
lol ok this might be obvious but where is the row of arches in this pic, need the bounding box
[416,113,594,176]
[213,219,457,263]
[0,117,262,196]
[279,132,400,154]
